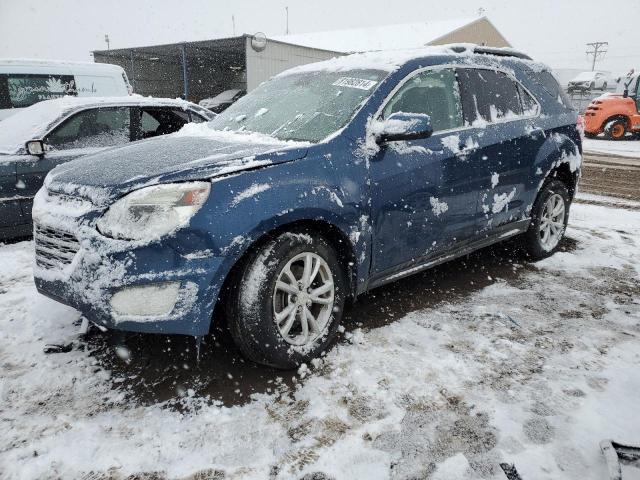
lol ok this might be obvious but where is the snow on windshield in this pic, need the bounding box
[207,69,387,143]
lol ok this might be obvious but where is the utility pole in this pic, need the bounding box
[232,15,235,36]
[586,41,608,71]
[285,6,289,35]
[104,34,110,52]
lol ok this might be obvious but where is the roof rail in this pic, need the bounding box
[449,44,532,61]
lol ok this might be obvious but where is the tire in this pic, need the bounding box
[605,119,627,140]
[522,180,570,260]
[602,82,607,90]
[226,230,347,369]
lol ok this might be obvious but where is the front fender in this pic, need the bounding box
[181,152,371,296]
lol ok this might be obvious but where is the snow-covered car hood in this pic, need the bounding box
[45,127,309,206]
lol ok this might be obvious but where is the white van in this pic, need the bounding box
[0,59,132,120]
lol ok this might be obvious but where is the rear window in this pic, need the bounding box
[457,68,523,126]
[0,74,77,109]
[531,70,573,109]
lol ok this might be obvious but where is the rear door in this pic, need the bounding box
[456,68,544,232]
[17,106,133,222]
[134,107,190,139]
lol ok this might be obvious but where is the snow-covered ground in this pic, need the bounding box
[1,201,639,480]
[584,138,640,158]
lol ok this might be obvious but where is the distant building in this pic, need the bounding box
[271,17,511,52]
[93,16,510,103]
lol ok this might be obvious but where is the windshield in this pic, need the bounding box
[207,69,387,143]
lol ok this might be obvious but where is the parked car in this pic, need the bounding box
[0,96,214,240]
[567,71,608,92]
[198,89,246,113]
[584,71,640,139]
[0,59,132,120]
[33,45,581,369]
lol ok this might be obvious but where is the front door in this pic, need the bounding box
[368,68,477,279]
[18,106,133,223]
[0,160,22,230]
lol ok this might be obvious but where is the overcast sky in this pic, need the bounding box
[0,0,637,73]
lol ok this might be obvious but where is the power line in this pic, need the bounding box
[586,41,608,71]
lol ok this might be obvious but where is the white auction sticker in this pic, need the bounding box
[332,77,378,90]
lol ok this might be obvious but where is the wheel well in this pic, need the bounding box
[210,219,358,334]
[548,162,577,199]
[604,115,630,130]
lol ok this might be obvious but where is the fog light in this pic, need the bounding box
[110,282,180,317]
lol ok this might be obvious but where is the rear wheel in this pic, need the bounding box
[605,120,627,140]
[522,180,570,260]
[227,230,346,369]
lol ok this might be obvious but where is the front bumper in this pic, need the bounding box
[31,190,230,336]
[34,236,228,335]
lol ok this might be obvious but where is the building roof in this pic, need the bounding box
[271,17,482,53]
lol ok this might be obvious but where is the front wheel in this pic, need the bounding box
[605,120,627,140]
[227,230,347,369]
[522,180,570,260]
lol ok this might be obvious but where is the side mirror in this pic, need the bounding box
[374,112,433,144]
[623,89,629,98]
[26,140,46,156]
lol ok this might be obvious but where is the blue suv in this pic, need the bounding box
[33,45,581,368]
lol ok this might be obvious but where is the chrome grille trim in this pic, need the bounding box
[34,224,80,270]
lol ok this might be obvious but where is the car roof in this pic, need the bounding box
[277,43,536,78]
[0,96,204,155]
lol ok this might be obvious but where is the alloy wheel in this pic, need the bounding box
[272,252,335,346]
[539,193,566,251]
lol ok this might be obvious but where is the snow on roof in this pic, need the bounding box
[0,58,124,71]
[276,44,473,76]
[0,96,198,155]
[272,18,479,53]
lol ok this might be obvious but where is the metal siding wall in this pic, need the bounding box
[245,38,340,90]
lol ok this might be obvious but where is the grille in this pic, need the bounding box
[34,224,80,269]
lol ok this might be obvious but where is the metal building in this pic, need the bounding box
[93,17,511,103]
[93,35,339,103]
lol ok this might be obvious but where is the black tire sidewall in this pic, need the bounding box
[230,232,346,369]
[524,180,570,260]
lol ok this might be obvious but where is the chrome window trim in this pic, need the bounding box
[372,63,543,136]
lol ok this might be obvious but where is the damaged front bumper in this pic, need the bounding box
[32,191,228,336]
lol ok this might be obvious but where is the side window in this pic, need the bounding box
[46,107,131,150]
[517,84,540,117]
[457,69,522,125]
[138,108,189,138]
[189,112,207,123]
[383,69,463,132]
[531,70,573,109]
[2,74,77,109]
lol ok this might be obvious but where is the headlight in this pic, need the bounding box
[96,182,210,241]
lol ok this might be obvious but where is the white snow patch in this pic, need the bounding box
[430,196,449,216]
[492,187,516,214]
[230,183,271,207]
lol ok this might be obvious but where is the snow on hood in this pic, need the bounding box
[45,125,308,205]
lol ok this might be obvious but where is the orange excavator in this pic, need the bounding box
[584,70,640,140]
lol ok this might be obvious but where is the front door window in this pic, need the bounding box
[46,107,132,150]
